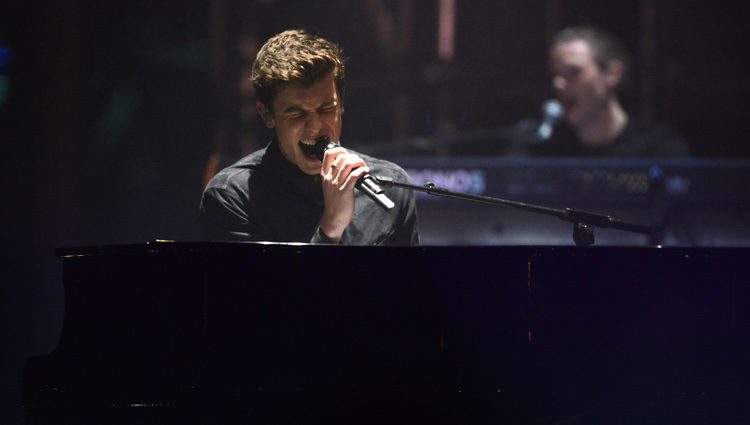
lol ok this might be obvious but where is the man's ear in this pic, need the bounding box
[604,60,624,89]
[256,101,275,128]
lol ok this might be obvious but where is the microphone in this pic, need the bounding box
[302,136,395,211]
[536,99,564,141]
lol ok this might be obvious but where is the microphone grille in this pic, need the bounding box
[542,99,564,120]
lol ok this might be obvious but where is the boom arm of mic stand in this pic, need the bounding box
[375,176,651,246]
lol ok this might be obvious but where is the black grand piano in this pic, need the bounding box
[23,241,750,424]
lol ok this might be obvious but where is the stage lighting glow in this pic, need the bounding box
[0,47,11,73]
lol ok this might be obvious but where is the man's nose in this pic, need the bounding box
[552,76,567,91]
[304,112,323,136]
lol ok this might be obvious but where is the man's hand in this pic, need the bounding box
[318,146,369,243]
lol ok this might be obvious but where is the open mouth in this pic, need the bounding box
[298,136,336,159]
[298,139,319,158]
[560,98,576,110]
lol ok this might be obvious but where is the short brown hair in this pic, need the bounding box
[552,26,629,77]
[252,29,346,110]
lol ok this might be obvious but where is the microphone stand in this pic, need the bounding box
[375,176,651,246]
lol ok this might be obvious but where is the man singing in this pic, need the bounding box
[519,26,689,157]
[200,29,419,245]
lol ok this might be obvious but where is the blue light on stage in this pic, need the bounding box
[0,47,10,107]
[0,47,11,73]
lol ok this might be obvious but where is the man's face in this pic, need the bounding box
[258,73,343,175]
[549,39,615,129]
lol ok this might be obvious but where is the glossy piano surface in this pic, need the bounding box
[24,241,750,424]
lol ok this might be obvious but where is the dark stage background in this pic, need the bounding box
[2,1,750,423]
